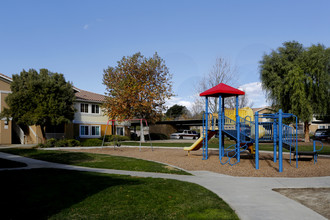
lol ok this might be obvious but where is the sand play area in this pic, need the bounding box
[66,147,330,177]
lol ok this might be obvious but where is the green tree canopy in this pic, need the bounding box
[260,41,330,142]
[103,52,173,123]
[165,104,190,119]
[4,69,76,136]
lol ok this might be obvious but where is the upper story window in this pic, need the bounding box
[92,104,99,114]
[81,103,89,113]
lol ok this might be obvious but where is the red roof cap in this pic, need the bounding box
[200,83,245,97]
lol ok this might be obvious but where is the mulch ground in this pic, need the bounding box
[65,147,330,177]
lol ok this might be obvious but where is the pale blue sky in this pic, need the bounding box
[1,0,329,108]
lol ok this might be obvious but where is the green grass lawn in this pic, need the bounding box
[0,168,238,219]
[0,149,189,175]
[121,141,330,155]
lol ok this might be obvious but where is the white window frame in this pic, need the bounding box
[91,104,100,114]
[91,125,100,136]
[79,125,101,138]
[80,103,89,113]
[80,125,89,136]
[116,126,125,136]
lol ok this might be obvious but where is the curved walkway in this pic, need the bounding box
[0,151,329,220]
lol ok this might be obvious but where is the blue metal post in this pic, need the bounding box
[313,141,316,164]
[219,95,222,162]
[273,119,277,163]
[295,116,298,168]
[236,95,240,162]
[255,112,259,169]
[203,96,209,160]
[221,98,225,156]
[278,109,283,172]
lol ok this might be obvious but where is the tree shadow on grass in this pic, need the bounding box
[0,168,141,219]
[31,151,96,165]
[0,158,27,168]
[1,148,96,165]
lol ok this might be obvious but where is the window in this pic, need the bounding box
[80,125,100,137]
[91,126,100,136]
[80,126,89,136]
[116,127,124,136]
[81,103,89,113]
[92,104,99,114]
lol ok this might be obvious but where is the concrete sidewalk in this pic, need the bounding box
[0,152,329,220]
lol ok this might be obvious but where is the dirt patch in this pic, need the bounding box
[273,188,330,219]
[64,147,330,177]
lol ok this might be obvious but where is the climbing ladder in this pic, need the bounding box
[219,115,255,165]
[201,112,256,165]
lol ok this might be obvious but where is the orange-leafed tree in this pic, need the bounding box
[103,52,173,122]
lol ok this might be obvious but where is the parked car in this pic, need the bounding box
[314,129,330,141]
[170,130,200,140]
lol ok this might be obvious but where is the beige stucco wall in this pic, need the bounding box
[73,102,108,124]
[1,93,9,111]
[0,78,12,144]
[27,125,45,144]
[0,79,11,91]
[0,120,12,145]
[1,78,11,112]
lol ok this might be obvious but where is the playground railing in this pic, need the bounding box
[224,115,235,125]
[224,115,236,128]
[282,124,297,164]
[282,124,295,148]
[259,122,273,141]
[313,140,324,164]
[220,142,251,166]
[239,116,254,142]
[223,115,255,143]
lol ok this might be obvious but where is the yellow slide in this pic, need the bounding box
[184,131,217,152]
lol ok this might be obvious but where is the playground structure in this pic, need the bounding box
[184,83,324,172]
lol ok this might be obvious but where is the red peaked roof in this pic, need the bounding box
[200,83,245,97]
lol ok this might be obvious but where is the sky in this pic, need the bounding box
[1,0,330,110]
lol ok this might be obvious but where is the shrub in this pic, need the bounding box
[67,139,80,147]
[45,138,57,148]
[81,139,103,146]
[54,139,68,147]
[37,143,46,148]
[100,135,130,142]
[38,138,81,148]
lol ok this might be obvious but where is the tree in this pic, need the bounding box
[260,41,330,142]
[165,104,190,120]
[192,57,237,113]
[3,69,76,139]
[103,52,173,123]
[225,89,254,109]
[192,57,252,114]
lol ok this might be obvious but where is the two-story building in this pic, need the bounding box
[0,73,12,144]
[71,88,112,139]
[0,73,116,145]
